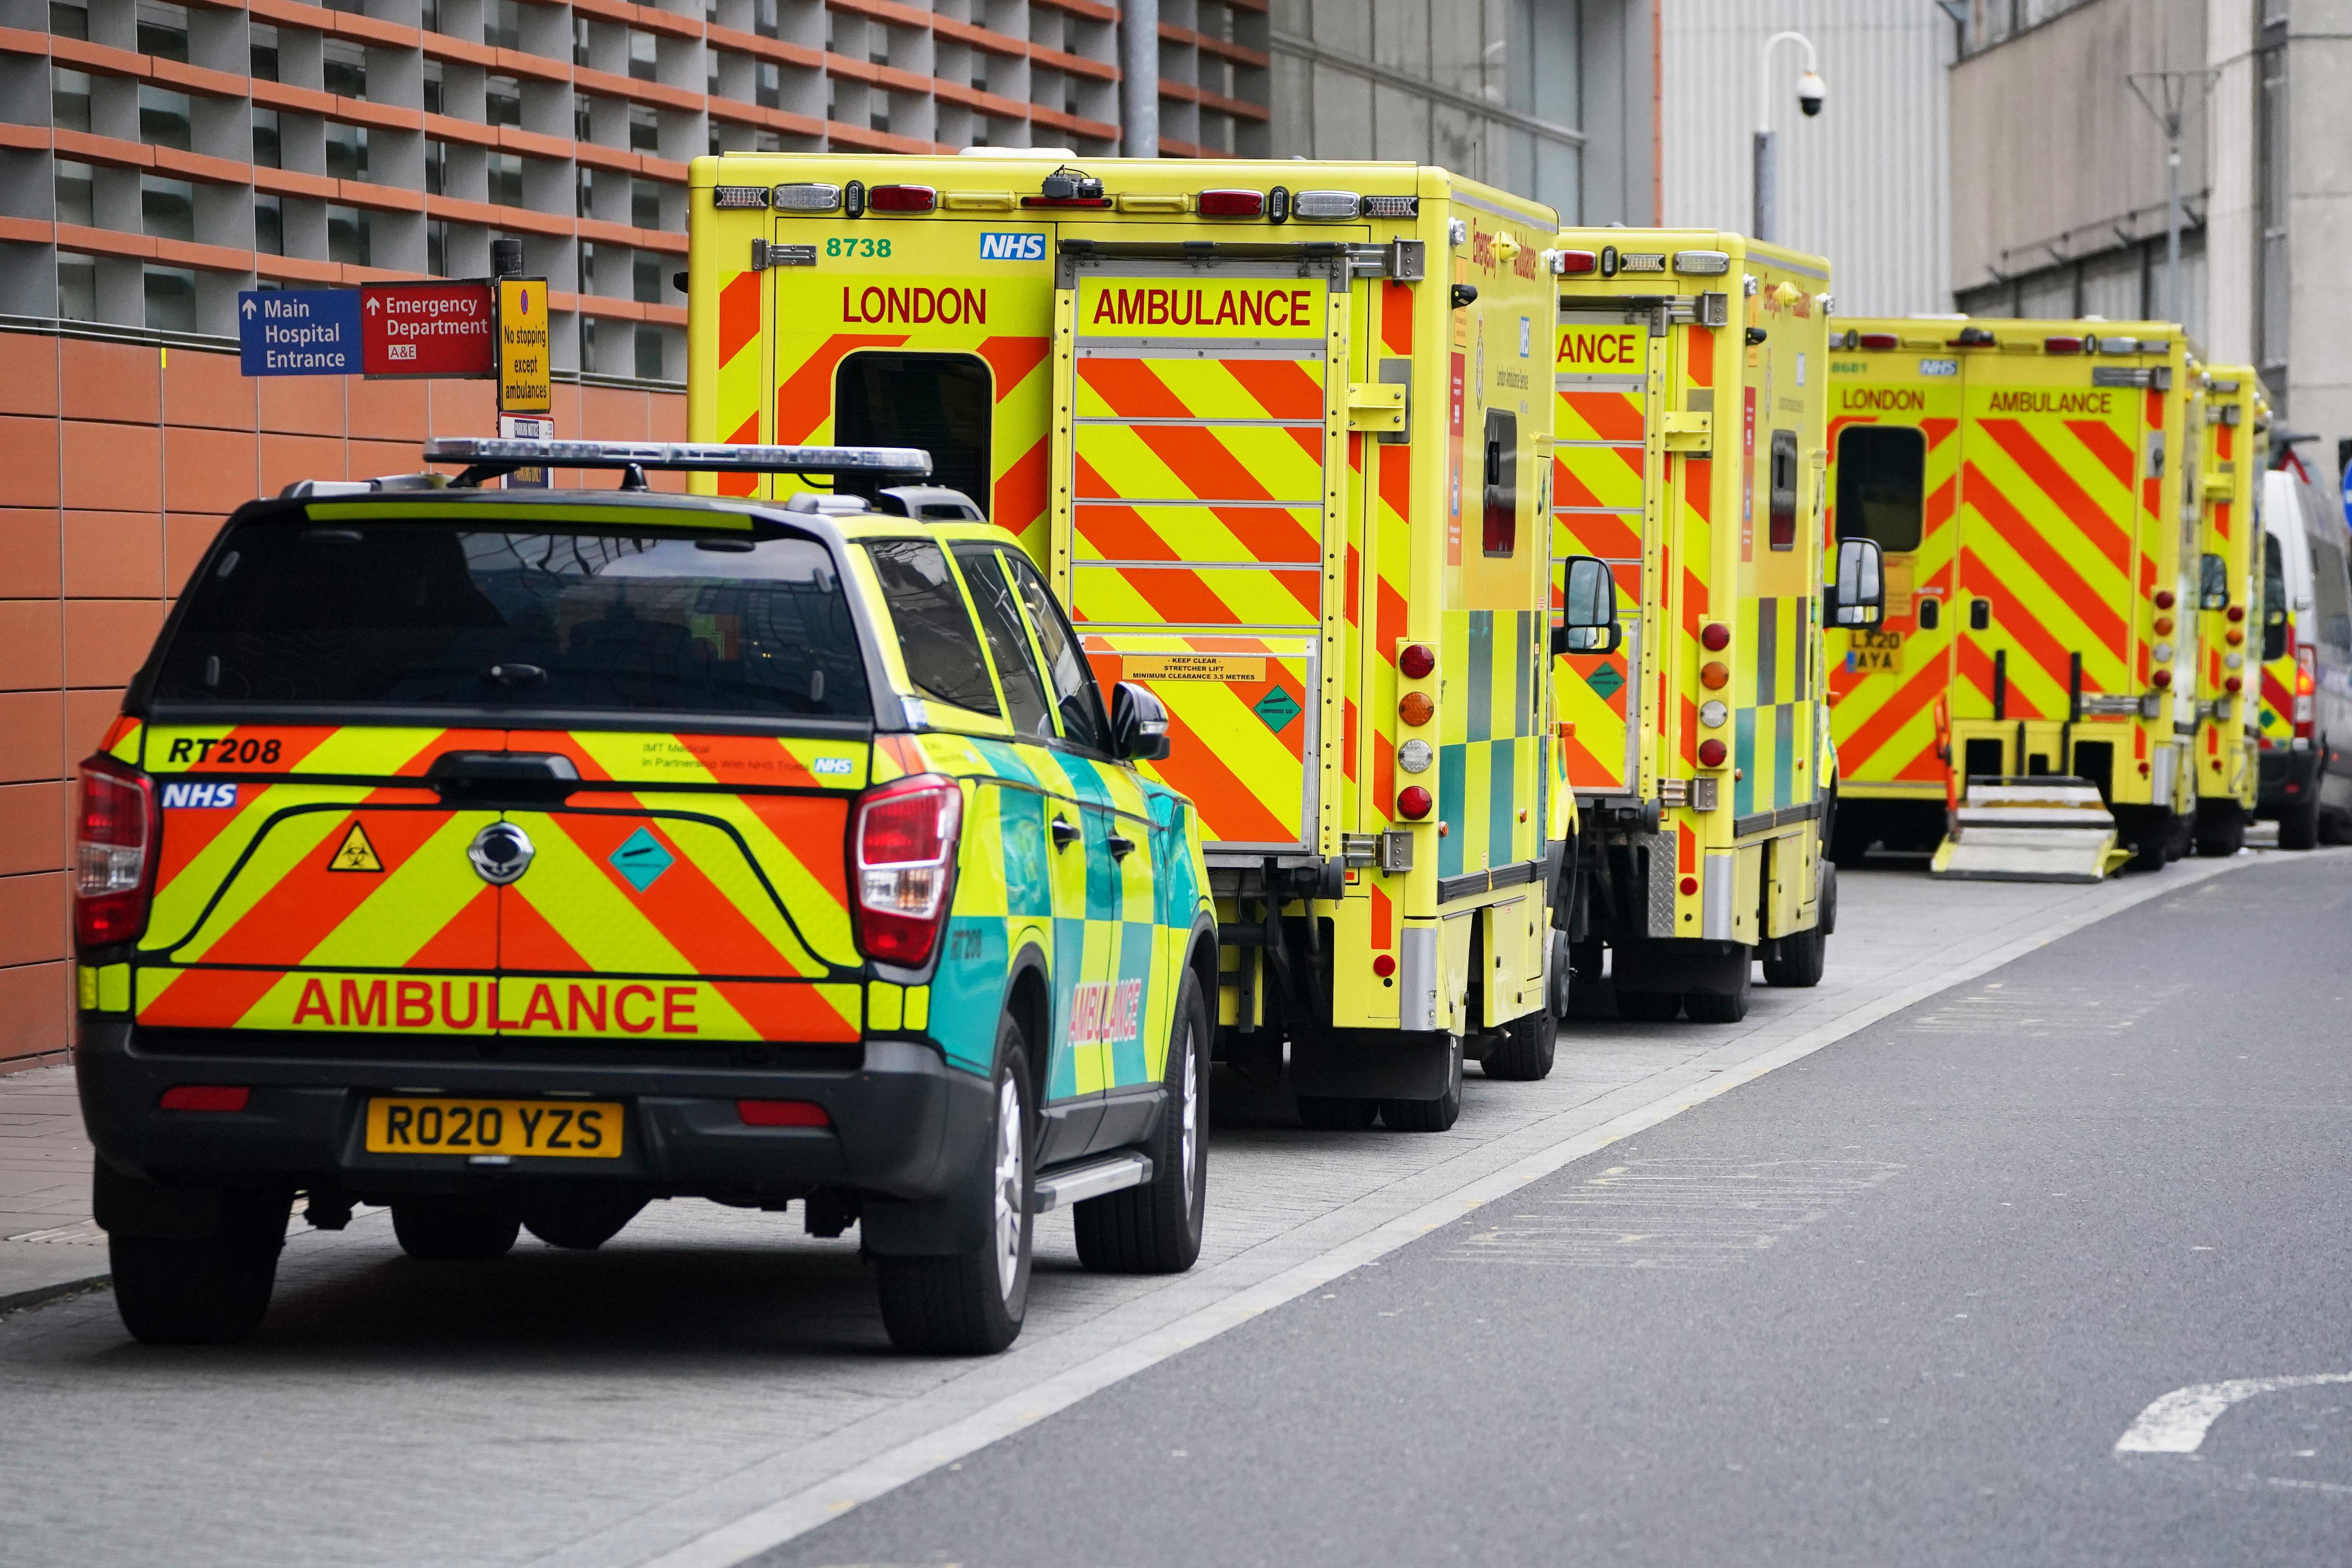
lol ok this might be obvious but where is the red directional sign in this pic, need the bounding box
[361,281,493,377]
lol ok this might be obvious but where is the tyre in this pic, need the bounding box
[2129,817,2172,871]
[2279,780,2322,849]
[1682,953,1753,1024]
[392,1195,521,1260]
[1614,989,1682,1023]
[2193,806,2246,858]
[1482,1006,1557,1081]
[1075,970,1209,1274]
[1763,864,1832,989]
[519,1187,647,1251]
[874,1016,1034,1355]
[1379,1034,1463,1132]
[1297,1094,1380,1130]
[109,1189,290,1346]
[1548,929,1574,1019]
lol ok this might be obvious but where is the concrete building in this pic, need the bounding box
[1661,0,1953,317]
[1949,0,2352,451]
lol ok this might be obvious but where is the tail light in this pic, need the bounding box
[737,1099,830,1127]
[1399,643,1436,679]
[1857,332,1899,351]
[1549,249,1598,275]
[76,755,155,948]
[1698,738,1729,768]
[2152,668,2173,689]
[2044,335,2083,354]
[2296,646,2317,734]
[852,775,962,966]
[1196,188,1264,218]
[1397,785,1433,820]
[159,1085,249,1111]
[867,184,936,213]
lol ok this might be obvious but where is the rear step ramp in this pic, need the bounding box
[1929,776,2132,884]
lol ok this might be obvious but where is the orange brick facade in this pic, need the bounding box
[0,324,684,1069]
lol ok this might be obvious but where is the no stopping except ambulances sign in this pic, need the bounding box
[497,278,551,413]
[360,281,493,377]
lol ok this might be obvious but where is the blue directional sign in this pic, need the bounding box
[238,289,360,376]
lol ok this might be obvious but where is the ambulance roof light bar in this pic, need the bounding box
[423,438,933,490]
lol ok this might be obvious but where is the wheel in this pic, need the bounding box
[2162,808,2193,862]
[2129,819,2172,871]
[1075,970,1209,1274]
[2193,806,2246,858]
[2322,805,2352,847]
[1828,799,1873,866]
[519,1187,646,1251]
[1548,929,1574,1019]
[1379,1034,1463,1132]
[1482,1006,1557,1081]
[392,1195,521,1260]
[874,1016,1033,1355]
[109,1189,290,1346]
[1682,953,1753,1023]
[1763,864,1832,988]
[2279,779,2322,849]
[1614,989,1682,1022]
[1297,1094,1380,1130]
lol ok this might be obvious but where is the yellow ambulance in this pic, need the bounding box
[1546,229,1869,1021]
[2190,365,2269,854]
[686,152,1616,1130]
[1825,319,2199,876]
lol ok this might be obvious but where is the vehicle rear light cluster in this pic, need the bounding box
[1549,249,1598,275]
[2152,668,2173,689]
[1698,739,1729,768]
[773,182,841,212]
[1398,691,1434,726]
[1857,332,1899,351]
[1197,189,1265,218]
[1396,785,1433,820]
[159,1085,248,1112]
[2044,335,2083,354]
[1399,643,1437,679]
[1361,195,1418,218]
[853,775,962,966]
[1293,189,1362,220]
[1700,622,1730,651]
[75,755,155,947]
[867,184,936,213]
[2297,646,2318,733]
[737,1099,830,1128]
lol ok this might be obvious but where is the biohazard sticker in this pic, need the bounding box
[327,822,383,873]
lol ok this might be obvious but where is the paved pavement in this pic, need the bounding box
[0,1065,104,1313]
[761,847,2352,1568]
[0,845,2312,1568]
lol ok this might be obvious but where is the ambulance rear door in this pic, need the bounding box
[1054,247,1351,859]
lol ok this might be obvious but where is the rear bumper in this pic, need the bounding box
[2257,746,2319,812]
[74,1018,991,1203]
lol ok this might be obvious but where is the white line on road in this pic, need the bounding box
[2116,1375,2352,1454]
[636,853,2265,1568]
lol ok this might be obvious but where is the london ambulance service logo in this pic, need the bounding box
[467,822,536,885]
[979,233,1047,261]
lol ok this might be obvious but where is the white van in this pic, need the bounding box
[2257,461,2352,846]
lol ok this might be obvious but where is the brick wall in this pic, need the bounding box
[0,324,684,1069]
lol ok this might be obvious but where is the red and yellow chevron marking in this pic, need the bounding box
[1552,317,1652,794]
[1083,635,1313,849]
[2196,367,2268,805]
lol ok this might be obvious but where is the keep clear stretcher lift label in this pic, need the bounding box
[360,281,493,376]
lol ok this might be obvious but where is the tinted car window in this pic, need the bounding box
[1835,426,1925,553]
[151,520,869,717]
[2264,533,2289,662]
[1003,552,1109,754]
[862,538,1000,717]
[955,545,1054,740]
[2310,534,2352,653]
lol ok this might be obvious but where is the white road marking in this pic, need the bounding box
[2115,1375,2352,1454]
[636,855,2265,1568]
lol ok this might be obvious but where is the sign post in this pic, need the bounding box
[237,290,361,376]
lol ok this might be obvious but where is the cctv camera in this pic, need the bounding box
[1797,69,1826,117]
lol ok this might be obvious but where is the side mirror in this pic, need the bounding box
[2199,552,2229,611]
[1829,536,1885,627]
[1110,680,1172,762]
[1552,555,1623,656]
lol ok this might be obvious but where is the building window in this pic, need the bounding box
[487,76,522,127]
[144,265,196,332]
[424,61,443,115]
[135,0,188,62]
[326,122,369,181]
[2258,35,2289,373]
[252,107,280,167]
[485,0,519,50]
[629,105,659,151]
[58,251,96,319]
[327,204,370,265]
[52,66,90,132]
[489,152,524,207]
[629,30,657,80]
[54,160,94,227]
[324,39,367,99]
[574,18,591,65]
[575,164,593,216]
[757,61,780,109]
[139,85,192,149]
[142,175,195,241]
[422,0,438,31]
[578,240,596,291]
[255,194,283,254]
[631,177,660,229]
[50,0,88,38]
[428,219,448,276]
[574,93,591,140]
[755,0,778,39]
[635,324,664,380]
[425,139,446,195]
[250,22,278,80]
[634,251,662,302]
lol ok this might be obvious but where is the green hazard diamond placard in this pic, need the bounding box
[1253,685,1301,732]
[1583,662,1625,700]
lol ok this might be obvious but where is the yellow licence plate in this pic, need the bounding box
[365,1097,623,1158]
[1846,629,1903,673]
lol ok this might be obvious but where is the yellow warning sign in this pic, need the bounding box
[327,822,383,873]
[497,276,551,414]
[1123,654,1269,684]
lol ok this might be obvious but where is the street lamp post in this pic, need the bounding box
[1755,31,1825,244]
[2127,68,2217,326]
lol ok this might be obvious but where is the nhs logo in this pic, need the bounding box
[979,232,1047,261]
[161,782,238,809]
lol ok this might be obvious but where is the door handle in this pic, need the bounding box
[1051,815,1080,851]
[1106,832,1135,860]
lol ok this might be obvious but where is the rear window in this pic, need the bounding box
[1835,425,1925,553]
[150,519,872,718]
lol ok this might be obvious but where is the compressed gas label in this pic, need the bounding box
[1123,654,1269,683]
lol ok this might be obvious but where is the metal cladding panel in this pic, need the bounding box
[1661,0,1952,316]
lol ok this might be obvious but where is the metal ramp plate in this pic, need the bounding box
[1929,776,2129,884]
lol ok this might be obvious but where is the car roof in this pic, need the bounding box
[259,485,1019,550]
